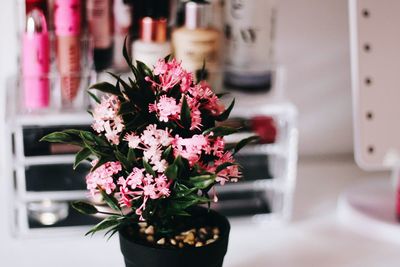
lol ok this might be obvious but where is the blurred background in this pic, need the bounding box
[1,0,399,266]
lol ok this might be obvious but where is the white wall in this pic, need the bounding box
[276,0,352,156]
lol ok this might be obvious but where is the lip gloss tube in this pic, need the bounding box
[23,9,50,111]
[25,0,47,16]
[54,0,81,107]
[87,0,113,71]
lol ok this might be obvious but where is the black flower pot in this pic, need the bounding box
[119,207,230,267]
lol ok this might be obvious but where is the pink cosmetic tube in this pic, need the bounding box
[23,9,50,110]
[54,0,81,106]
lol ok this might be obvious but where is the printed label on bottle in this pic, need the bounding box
[173,29,220,76]
[224,0,275,74]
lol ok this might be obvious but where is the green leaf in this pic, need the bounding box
[74,147,92,169]
[216,162,236,173]
[203,126,238,137]
[87,90,101,103]
[107,72,132,94]
[85,216,121,236]
[215,99,235,121]
[71,201,98,215]
[143,160,156,177]
[216,92,230,98]
[197,60,207,81]
[175,183,198,198]
[180,96,191,129]
[115,150,131,170]
[189,174,216,189]
[100,189,121,212]
[40,131,82,146]
[165,163,178,180]
[122,35,136,73]
[136,60,153,77]
[162,146,172,159]
[118,101,134,115]
[89,81,122,96]
[234,135,259,154]
[127,148,137,163]
[164,54,173,62]
[104,225,120,241]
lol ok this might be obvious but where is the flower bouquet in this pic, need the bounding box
[41,49,257,267]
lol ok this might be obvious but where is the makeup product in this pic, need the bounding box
[87,0,113,71]
[54,0,81,107]
[25,0,47,16]
[224,0,276,91]
[132,17,171,67]
[22,9,50,111]
[113,0,133,71]
[172,1,221,88]
[219,116,278,144]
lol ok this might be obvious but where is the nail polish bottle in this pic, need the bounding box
[172,1,222,89]
[22,8,50,111]
[132,17,171,67]
[87,0,113,71]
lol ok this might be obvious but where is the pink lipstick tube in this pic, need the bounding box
[54,0,81,107]
[23,9,50,110]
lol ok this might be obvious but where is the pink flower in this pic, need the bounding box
[146,59,193,92]
[86,160,122,196]
[117,168,172,217]
[173,135,209,165]
[124,132,141,149]
[150,95,181,123]
[91,95,124,145]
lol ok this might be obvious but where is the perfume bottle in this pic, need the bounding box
[223,0,276,91]
[113,0,133,71]
[132,17,171,67]
[172,1,221,89]
[86,0,113,71]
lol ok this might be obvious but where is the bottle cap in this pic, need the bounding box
[26,8,48,34]
[54,0,81,36]
[155,18,167,43]
[140,17,155,42]
[140,17,168,43]
[185,1,212,29]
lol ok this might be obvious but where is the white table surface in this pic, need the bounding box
[2,156,400,267]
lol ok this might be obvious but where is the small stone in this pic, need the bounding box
[138,222,147,228]
[206,239,215,245]
[184,232,195,242]
[213,234,219,240]
[178,242,184,248]
[195,242,203,247]
[212,227,220,235]
[145,226,154,235]
[199,227,207,235]
[170,239,177,245]
[146,235,154,243]
[157,238,165,245]
[175,235,184,241]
